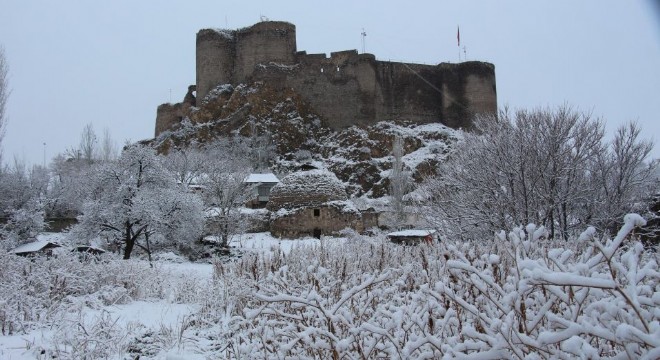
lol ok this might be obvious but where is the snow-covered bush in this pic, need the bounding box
[0,201,46,250]
[201,215,658,358]
[0,252,173,335]
[51,309,128,359]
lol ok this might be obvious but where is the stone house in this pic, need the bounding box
[267,170,377,238]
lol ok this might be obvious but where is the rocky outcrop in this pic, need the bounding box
[145,81,459,199]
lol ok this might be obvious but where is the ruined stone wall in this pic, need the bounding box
[251,51,496,130]
[155,102,189,136]
[270,206,367,238]
[157,21,497,136]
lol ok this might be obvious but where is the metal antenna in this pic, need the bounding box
[361,28,367,53]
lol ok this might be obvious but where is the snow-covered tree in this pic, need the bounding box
[162,145,207,187]
[74,145,204,259]
[420,106,656,239]
[591,122,656,230]
[47,154,93,217]
[0,159,49,216]
[0,200,46,250]
[199,139,252,248]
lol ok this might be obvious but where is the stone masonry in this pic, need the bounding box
[155,21,497,136]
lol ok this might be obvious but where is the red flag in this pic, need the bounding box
[457,26,460,47]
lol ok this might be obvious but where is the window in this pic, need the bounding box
[313,209,320,217]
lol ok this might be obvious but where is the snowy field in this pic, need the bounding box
[1,219,659,359]
[0,232,342,360]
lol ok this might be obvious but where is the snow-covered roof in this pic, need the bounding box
[73,245,106,254]
[244,173,280,184]
[267,170,348,210]
[387,229,436,237]
[12,240,62,254]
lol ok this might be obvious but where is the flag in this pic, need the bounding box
[457,26,460,47]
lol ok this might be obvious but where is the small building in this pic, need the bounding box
[72,245,106,256]
[267,170,377,238]
[12,239,63,257]
[387,229,437,245]
[244,173,280,208]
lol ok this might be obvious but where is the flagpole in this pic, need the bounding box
[457,25,461,62]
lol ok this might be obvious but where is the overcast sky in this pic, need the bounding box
[1,0,659,166]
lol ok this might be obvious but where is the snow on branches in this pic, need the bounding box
[213,216,658,358]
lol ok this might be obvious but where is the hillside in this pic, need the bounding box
[147,81,461,199]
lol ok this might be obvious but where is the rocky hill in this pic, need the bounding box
[146,81,461,200]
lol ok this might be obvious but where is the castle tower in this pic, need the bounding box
[234,21,296,83]
[196,21,296,102]
[196,29,236,103]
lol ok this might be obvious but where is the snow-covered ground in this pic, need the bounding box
[0,231,346,359]
[1,222,658,359]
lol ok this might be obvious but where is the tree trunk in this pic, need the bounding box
[123,237,134,259]
[123,222,134,259]
[145,232,153,267]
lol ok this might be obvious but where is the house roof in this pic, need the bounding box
[13,240,62,254]
[244,173,280,184]
[387,229,436,237]
[73,245,106,254]
[267,170,347,210]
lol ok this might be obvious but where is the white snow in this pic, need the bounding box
[1,217,657,358]
[387,229,436,237]
[244,173,280,183]
[12,240,60,254]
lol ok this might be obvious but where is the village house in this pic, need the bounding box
[267,170,377,238]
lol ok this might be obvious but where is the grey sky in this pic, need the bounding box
[1,0,659,166]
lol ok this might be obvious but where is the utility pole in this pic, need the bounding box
[43,142,46,168]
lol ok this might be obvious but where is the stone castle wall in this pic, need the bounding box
[196,21,296,103]
[156,21,497,136]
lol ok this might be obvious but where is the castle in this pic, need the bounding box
[155,21,497,136]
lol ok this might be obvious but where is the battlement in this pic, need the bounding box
[156,21,497,136]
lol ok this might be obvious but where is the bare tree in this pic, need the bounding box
[162,146,207,187]
[100,128,118,161]
[591,122,656,230]
[420,106,656,240]
[0,46,9,163]
[79,123,98,163]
